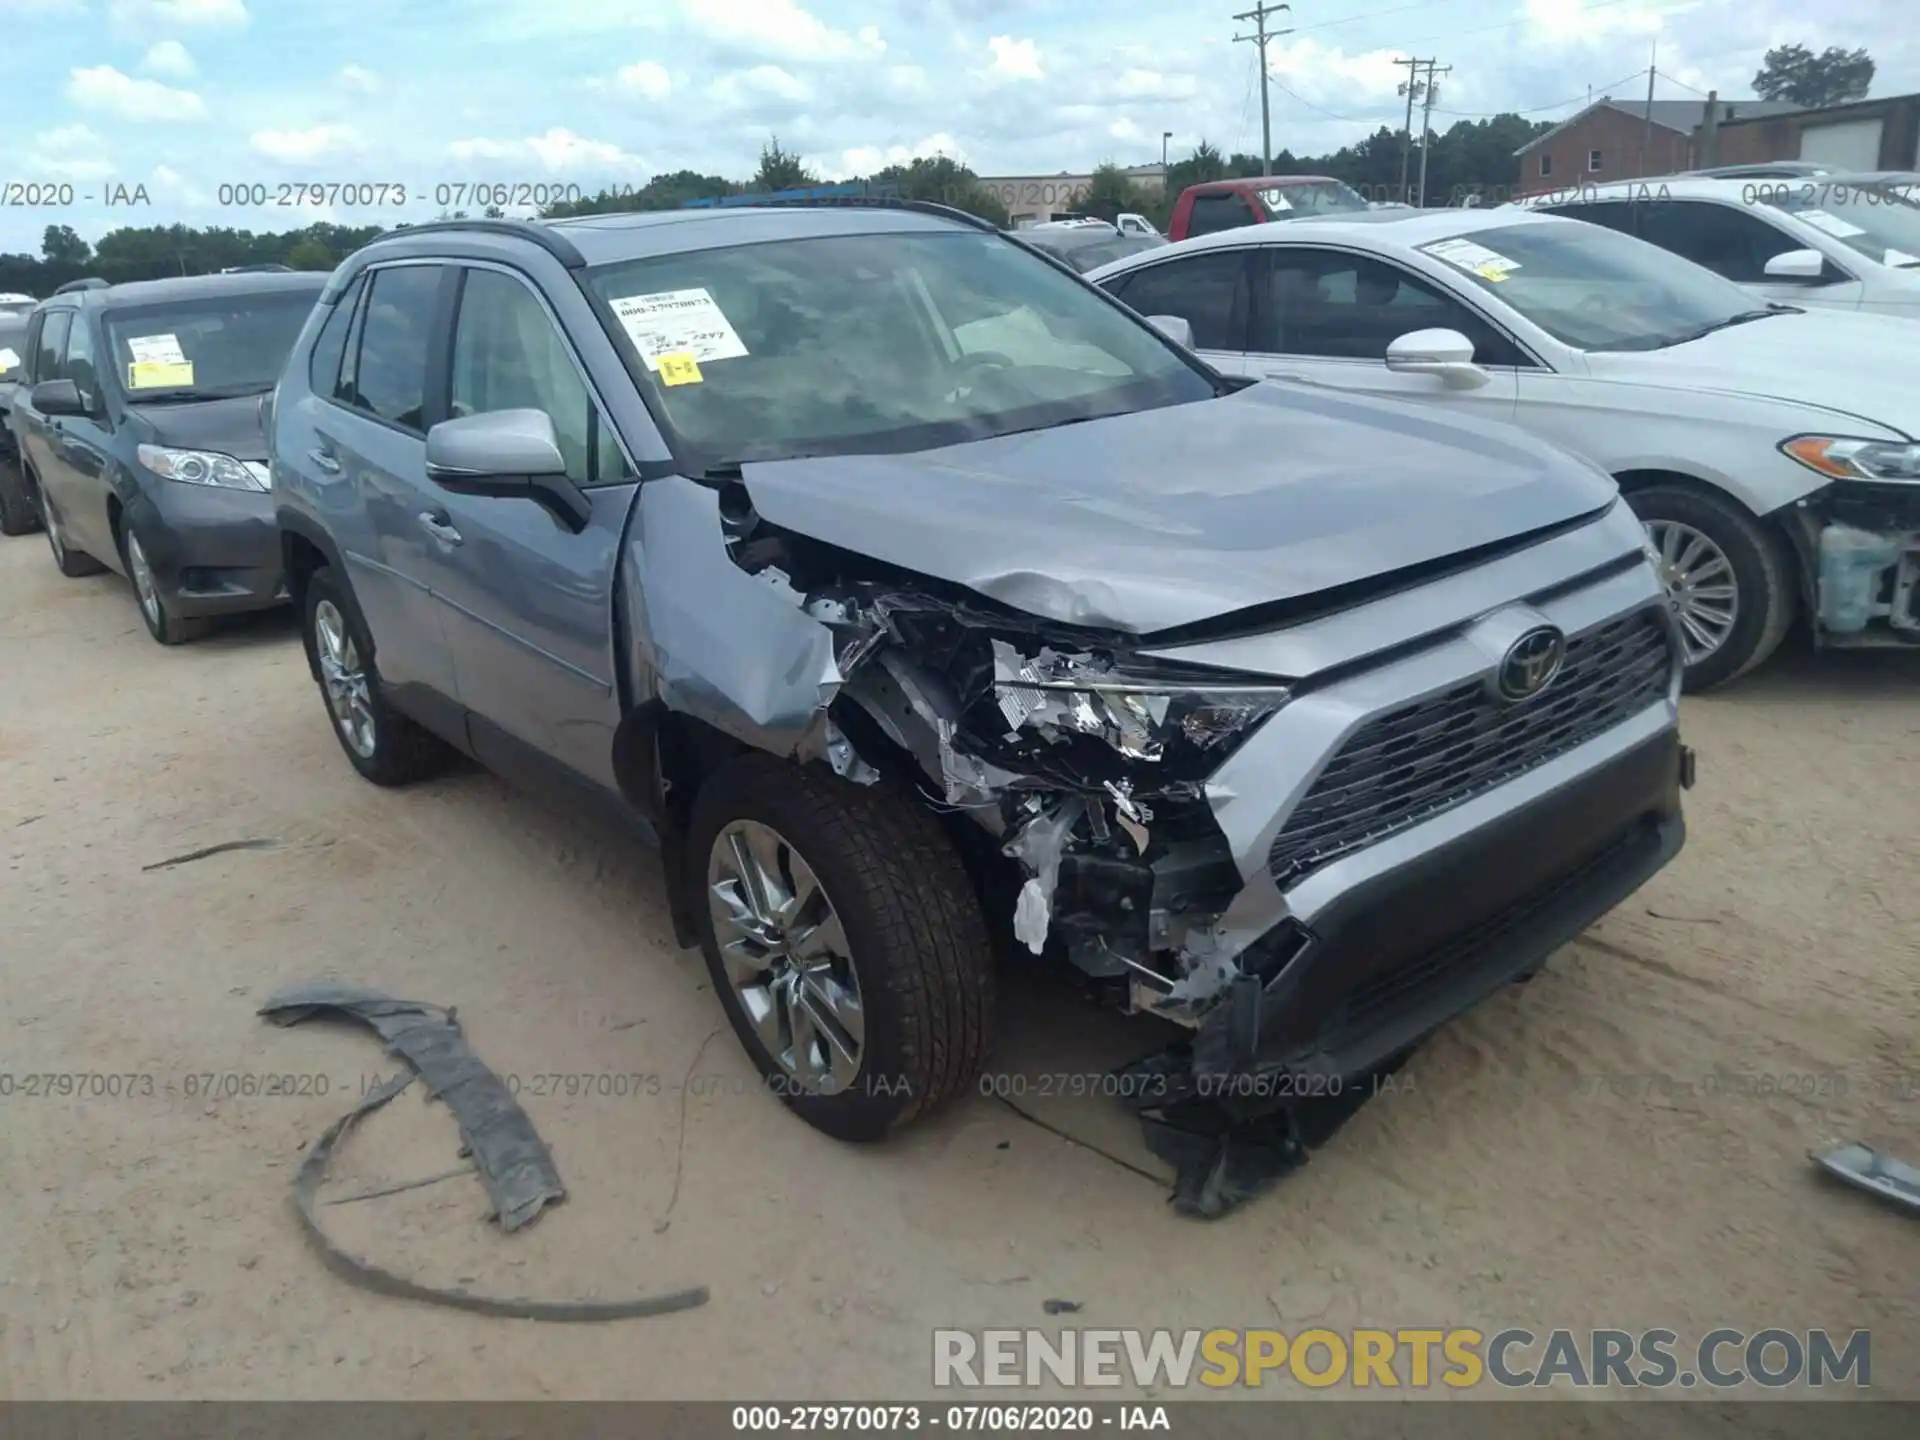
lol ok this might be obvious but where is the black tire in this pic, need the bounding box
[301,565,453,786]
[0,458,40,536]
[1626,483,1794,693]
[42,492,107,577]
[120,524,211,646]
[686,753,996,1142]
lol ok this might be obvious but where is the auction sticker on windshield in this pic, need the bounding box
[128,361,195,389]
[0,347,20,371]
[1422,237,1522,281]
[609,288,749,371]
[1794,210,1867,239]
[128,334,189,367]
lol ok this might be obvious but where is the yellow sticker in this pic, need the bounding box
[128,360,195,389]
[656,351,703,386]
[1474,264,1511,282]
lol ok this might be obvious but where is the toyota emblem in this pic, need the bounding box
[1495,625,1566,703]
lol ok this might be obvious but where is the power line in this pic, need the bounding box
[1233,3,1293,176]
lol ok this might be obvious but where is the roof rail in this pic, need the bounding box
[220,263,294,273]
[368,217,587,269]
[52,277,110,295]
[730,194,1004,233]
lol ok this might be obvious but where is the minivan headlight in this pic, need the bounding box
[137,443,269,492]
[1781,435,1920,483]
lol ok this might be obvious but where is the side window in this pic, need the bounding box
[59,314,100,404]
[1633,201,1803,283]
[33,312,70,385]
[21,313,44,381]
[308,273,365,396]
[450,267,628,487]
[1264,250,1526,366]
[1187,193,1258,236]
[1103,252,1249,350]
[343,265,443,431]
[1548,202,1636,235]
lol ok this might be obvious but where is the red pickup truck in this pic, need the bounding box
[1167,175,1373,241]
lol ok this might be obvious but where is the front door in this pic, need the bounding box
[427,264,638,791]
[1243,246,1522,423]
[41,310,117,564]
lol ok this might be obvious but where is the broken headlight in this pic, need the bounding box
[987,638,1288,776]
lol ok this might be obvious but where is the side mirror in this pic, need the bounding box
[30,378,86,417]
[1763,248,1826,281]
[1385,328,1490,389]
[1146,314,1195,348]
[425,408,590,532]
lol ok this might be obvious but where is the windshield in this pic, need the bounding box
[1757,183,1920,268]
[1259,181,1371,218]
[1418,220,1781,351]
[103,288,323,399]
[584,229,1215,464]
[0,320,26,381]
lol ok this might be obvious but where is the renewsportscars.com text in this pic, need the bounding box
[932,1327,1870,1390]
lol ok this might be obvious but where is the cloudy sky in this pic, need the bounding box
[0,0,1905,254]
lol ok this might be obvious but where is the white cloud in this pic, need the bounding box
[0,0,86,13]
[448,128,646,173]
[1521,0,1676,47]
[109,0,248,34]
[1267,38,1407,101]
[712,64,813,105]
[615,60,672,100]
[680,0,885,62]
[336,63,380,93]
[250,125,361,161]
[23,124,115,182]
[987,35,1044,81]
[140,40,197,78]
[835,132,966,178]
[66,66,207,121]
[149,162,209,206]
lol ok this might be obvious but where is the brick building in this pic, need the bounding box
[1513,98,1799,195]
[1709,93,1920,172]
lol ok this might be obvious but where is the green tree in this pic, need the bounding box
[284,237,336,270]
[1754,44,1874,107]
[1078,162,1143,222]
[543,169,736,217]
[42,224,91,267]
[868,155,1009,226]
[754,136,819,193]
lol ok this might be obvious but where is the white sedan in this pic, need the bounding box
[1521,176,1920,319]
[1087,208,1920,689]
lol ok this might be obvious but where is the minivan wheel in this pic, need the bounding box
[42,494,106,578]
[302,566,452,786]
[1627,484,1792,692]
[0,460,40,536]
[686,754,996,1142]
[122,527,210,646]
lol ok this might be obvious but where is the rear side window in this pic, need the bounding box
[1632,201,1804,284]
[1188,192,1258,236]
[343,266,444,432]
[1104,252,1250,350]
[60,314,101,401]
[33,312,70,383]
[308,274,365,395]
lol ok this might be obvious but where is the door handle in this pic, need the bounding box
[419,511,463,546]
[308,447,341,475]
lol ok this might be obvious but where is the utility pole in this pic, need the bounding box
[1414,60,1450,208]
[1640,41,1657,177]
[1233,3,1292,176]
[1394,56,1428,204]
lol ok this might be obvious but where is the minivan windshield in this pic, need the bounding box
[104,287,324,400]
[1757,183,1920,268]
[1420,220,1785,351]
[584,229,1216,464]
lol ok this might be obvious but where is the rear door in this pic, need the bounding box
[42,310,117,563]
[316,262,464,714]
[1099,249,1254,372]
[427,262,638,790]
[1244,244,1522,421]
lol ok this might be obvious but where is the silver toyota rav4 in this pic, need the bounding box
[270,204,1693,1211]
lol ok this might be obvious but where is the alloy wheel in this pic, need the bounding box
[707,819,865,1095]
[313,598,377,759]
[126,531,162,627]
[1645,518,1740,666]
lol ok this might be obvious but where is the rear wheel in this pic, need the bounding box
[686,754,996,1141]
[301,565,453,786]
[42,493,106,578]
[1627,484,1793,692]
[0,458,39,536]
[122,526,210,646]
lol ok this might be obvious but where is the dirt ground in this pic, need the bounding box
[0,525,1915,1403]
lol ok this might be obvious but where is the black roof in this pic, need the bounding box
[42,270,330,310]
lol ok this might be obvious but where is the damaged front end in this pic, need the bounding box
[1786,479,1920,647]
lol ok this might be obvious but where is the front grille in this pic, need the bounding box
[1267,610,1673,886]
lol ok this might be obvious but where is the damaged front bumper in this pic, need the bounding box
[1793,481,1920,646]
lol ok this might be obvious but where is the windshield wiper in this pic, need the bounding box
[128,382,275,404]
[1660,308,1783,347]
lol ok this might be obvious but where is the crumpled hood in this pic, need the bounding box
[738,381,1615,634]
[128,393,271,461]
[1586,309,1920,438]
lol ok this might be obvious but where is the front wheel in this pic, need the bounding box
[43,493,106,578]
[686,754,997,1141]
[122,526,210,646]
[301,566,453,786]
[1627,484,1793,692]
[0,459,40,536]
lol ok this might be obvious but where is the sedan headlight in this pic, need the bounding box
[990,638,1288,772]
[137,443,269,492]
[1781,435,1920,483]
